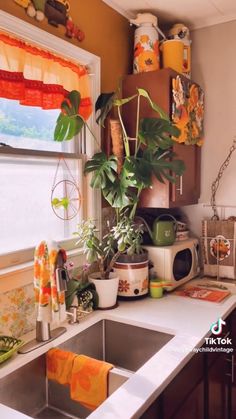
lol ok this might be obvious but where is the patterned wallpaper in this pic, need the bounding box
[0,284,35,338]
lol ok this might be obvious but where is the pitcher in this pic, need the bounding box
[168,23,191,78]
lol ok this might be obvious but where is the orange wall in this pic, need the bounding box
[0,0,133,91]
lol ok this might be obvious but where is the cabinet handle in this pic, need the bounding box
[225,355,235,384]
[232,355,235,384]
[176,175,183,196]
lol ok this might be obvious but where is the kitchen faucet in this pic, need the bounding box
[18,265,76,354]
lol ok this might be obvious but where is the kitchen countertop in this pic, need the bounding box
[1,278,236,419]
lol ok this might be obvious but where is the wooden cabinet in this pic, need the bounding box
[170,381,204,419]
[162,352,204,419]
[207,351,228,419]
[140,353,205,419]
[141,309,236,419]
[122,68,201,208]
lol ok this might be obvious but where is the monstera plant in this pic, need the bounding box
[54,88,185,220]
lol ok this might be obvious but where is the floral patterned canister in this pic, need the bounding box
[133,24,160,74]
[114,253,149,298]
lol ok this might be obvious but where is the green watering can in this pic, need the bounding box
[140,214,177,246]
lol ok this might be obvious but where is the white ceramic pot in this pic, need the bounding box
[89,272,119,309]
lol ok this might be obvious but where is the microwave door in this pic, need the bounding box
[173,249,192,281]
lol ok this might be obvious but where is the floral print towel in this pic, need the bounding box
[34,241,66,323]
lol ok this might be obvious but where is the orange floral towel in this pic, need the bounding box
[34,241,66,323]
[70,355,113,411]
[46,348,77,385]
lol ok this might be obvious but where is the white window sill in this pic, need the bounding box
[0,248,86,294]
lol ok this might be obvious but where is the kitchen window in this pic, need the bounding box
[0,11,101,271]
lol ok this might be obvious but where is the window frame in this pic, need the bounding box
[0,11,101,275]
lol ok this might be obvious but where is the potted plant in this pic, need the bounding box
[54,87,185,300]
[74,218,146,307]
[54,88,185,221]
[111,215,149,298]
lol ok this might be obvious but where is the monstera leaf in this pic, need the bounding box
[123,157,152,189]
[84,152,118,189]
[54,91,85,141]
[139,118,180,150]
[101,160,139,210]
[95,92,116,127]
[142,149,185,184]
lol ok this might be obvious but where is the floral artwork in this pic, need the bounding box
[172,76,204,146]
[0,284,35,338]
[133,34,160,73]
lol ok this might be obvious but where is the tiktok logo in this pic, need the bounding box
[210,318,226,335]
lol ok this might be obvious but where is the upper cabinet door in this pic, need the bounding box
[122,68,203,208]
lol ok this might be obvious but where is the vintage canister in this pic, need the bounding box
[130,13,160,74]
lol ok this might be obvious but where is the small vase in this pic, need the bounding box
[89,272,119,309]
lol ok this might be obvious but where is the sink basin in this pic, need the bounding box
[0,319,173,419]
[59,319,173,372]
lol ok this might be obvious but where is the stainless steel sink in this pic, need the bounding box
[0,319,173,419]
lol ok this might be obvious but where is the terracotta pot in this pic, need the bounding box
[89,272,119,309]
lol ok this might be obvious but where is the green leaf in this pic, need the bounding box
[139,118,175,150]
[60,91,81,116]
[95,93,115,127]
[137,88,169,121]
[67,90,81,114]
[103,179,135,209]
[113,94,137,106]
[61,100,74,116]
[54,114,84,141]
[84,152,118,189]
[124,157,152,189]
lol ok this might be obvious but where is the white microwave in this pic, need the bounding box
[143,238,200,291]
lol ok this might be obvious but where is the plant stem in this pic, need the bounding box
[117,106,130,157]
[135,94,140,157]
[85,122,101,150]
[105,251,121,278]
[115,208,120,223]
[129,184,143,220]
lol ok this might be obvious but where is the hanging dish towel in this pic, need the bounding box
[34,241,67,323]
[70,354,113,410]
[46,348,77,385]
[202,220,236,279]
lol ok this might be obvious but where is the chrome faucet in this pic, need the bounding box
[35,266,70,343]
[19,257,71,354]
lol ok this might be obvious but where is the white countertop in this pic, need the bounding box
[1,278,236,419]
